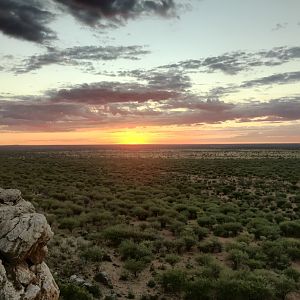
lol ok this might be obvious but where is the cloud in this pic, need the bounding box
[0,0,55,43]
[119,69,191,91]
[13,45,150,73]
[0,0,177,43]
[46,81,179,105]
[159,46,300,75]
[1,80,299,132]
[272,22,288,31]
[241,71,300,88]
[54,0,176,27]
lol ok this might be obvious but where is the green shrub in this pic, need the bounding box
[184,278,215,300]
[119,240,152,261]
[165,254,180,266]
[198,238,222,253]
[80,246,105,262]
[280,221,300,238]
[124,259,148,277]
[160,269,187,294]
[103,225,155,246]
[197,216,216,228]
[228,249,249,270]
[213,222,242,237]
[59,217,80,231]
[60,283,93,300]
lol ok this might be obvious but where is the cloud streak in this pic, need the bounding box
[241,71,300,88]
[159,46,300,75]
[13,45,150,73]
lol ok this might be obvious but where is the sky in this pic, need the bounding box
[0,0,300,145]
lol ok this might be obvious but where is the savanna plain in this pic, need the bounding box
[0,145,300,300]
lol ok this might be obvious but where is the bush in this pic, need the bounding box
[184,278,215,300]
[59,217,80,231]
[103,225,155,246]
[197,216,216,228]
[195,254,215,266]
[193,226,209,240]
[280,221,300,238]
[119,240,152,261]
[60,283,93,300]
[160,269,187,294]
[213,222,243,237]
[80,246,105,262]
[165,254,180,266]
[181,234,197,250]
[124,259,148,277]
[228,249,249,270]
[198,238,222,253]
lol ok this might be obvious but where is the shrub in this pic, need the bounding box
[197,216,216,228]
[181,234,197,251]
[165,254,180,266]
[213,222,243,237]
[160,269,187,294]
[124,259,148,277]
[119,240,152,261]
[60,283,93,300]
[80,246,105,262]
[280,221,300,238]
[195,254,215,266]
[103,225,155,246]
[193,226,209,240]
[228,249,249,270]
[184,278,215,300]
[132,207,149,221]
[198,238,222,253]
[59,217,80,231]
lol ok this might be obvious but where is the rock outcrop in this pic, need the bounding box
[0,188,59,300]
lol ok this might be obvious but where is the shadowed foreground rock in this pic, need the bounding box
[0,188,59,300]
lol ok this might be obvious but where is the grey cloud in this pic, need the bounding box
[46,81,179,105]
[120,69,191,91]
[241,71,300,88]
[272,22,288,31]
[0,0,177,43]
[54,0,175,27]
[13,45,150,73]
[0,0,55,43]
[1,90,299,131]
[158,46,300,75]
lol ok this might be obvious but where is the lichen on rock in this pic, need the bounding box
[0,188,59,300]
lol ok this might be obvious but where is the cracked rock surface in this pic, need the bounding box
[0,188,59,300]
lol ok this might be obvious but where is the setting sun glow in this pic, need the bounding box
[117,131,149,144]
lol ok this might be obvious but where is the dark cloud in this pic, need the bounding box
[241,71,300,88]
[46,81,179,105]
[0,0,55,43]
[54,0,175,26]
[13,45,150,73]
[0,0,177,43]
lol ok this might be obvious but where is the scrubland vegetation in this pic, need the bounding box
[0,147,299,299]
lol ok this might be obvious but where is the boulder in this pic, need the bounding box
[0,188,59,300]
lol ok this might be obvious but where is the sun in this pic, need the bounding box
[117,131,149,144]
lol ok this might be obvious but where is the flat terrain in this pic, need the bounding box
[0,145,299,300]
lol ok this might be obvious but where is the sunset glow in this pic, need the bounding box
[116,131,150,145]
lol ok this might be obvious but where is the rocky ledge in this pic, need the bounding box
[0,188,59,300]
